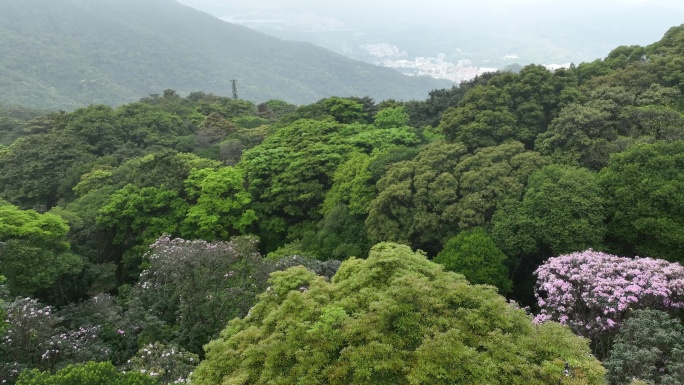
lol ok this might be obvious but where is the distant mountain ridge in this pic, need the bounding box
[0,0,451,110]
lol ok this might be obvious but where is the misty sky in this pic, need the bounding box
[176,0,684,18]
[175,0,683,65]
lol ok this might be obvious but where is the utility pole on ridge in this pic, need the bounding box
[231,77,238,100]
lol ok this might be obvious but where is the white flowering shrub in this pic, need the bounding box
[0,298,108,384]
[128,343,197,384]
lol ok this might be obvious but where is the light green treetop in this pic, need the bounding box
[193,243,605,385]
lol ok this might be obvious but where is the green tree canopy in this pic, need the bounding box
[599,141,684,262]
[439,65,579,152]
[193,243,605,385]
[491,164,606,302]
[182,166,256,241]
[0,201,83,299]
[373,106,409,129]
[434,227,512,293]
[240,118,422,251]
[16,361,157,385]
[535,85,683,170]
[0,131,95,209]
[604,310,684,385]
[366,140,545,255]
[96,184,188,277]
[492,164,606,261]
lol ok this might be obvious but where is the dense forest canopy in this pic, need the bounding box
[1,19,684,385]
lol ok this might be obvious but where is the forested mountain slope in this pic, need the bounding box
[0,0,450,110]
[2,23,684,385]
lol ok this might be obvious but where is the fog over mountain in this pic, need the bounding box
[0,0,451,109]
[177,0,683,81]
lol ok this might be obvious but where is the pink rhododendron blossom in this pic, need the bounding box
[534,249,684,348]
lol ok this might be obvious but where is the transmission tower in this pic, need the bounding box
[231,77,238,100]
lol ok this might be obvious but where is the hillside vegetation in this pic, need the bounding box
[1,21,684,385]
[0,0,450,110]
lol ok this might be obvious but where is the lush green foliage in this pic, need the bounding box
[493,164,606,257]
[16,361,157,385]
[2,23,684,385]
[366,140,545,254]
[440,65,580,151]
[434,227,512,293]
[0,201,83,299]
[183,167,257,240]
[240,116,423,251]
[600,141,684,262]
[193,243,605,385]
[604,310,684,385]
[490,164,607,301]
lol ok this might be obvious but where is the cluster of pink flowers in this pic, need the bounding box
[534,249,684,340]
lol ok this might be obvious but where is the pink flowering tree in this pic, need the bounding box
[534,249,684,358]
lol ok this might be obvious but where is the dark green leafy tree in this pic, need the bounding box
[403,83,476,128]
[62,105,125,156]
[301,204,371,261]
[366,140,545,255]
[434,227,512,293]
[281,97,370,125]
[604,310,684,385]
[440,65,579,151]
[194,112,236,149]
[195,98,258,121]
[239,119,352,250]
[491,164,606,260]
[192,243,605,385]
[440,84,517,150]
[366,140,467,253]
[536,84,683,170]
[0,131,95,209]
[108,150,222,193]
[299,152,377,260]
[599,141,684,262]
[54,151,222,286]
[257,99,297,121]
[491,164,606,303]
[114,102,191,150]
[577,59,614,85]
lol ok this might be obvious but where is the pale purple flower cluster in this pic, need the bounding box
[139,235,252,290]
[534,249,684,340]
